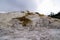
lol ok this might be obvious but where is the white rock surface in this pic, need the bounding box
[0,11,60,40]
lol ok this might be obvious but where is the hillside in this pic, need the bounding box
[0,11,60,40]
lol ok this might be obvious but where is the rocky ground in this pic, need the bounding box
[0,11,60,40]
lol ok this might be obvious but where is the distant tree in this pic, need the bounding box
[57,12,60,15]
[48,12,54,17]
[48,12,60,19]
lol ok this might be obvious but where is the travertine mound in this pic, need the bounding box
[0,11,60,40]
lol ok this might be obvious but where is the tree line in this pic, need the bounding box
[48,12,60,19]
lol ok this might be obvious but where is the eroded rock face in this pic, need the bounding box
[0,11,60,40]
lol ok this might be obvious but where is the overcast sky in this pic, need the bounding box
[0,0,60,15]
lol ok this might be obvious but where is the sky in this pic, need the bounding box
[0,0,60,15]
